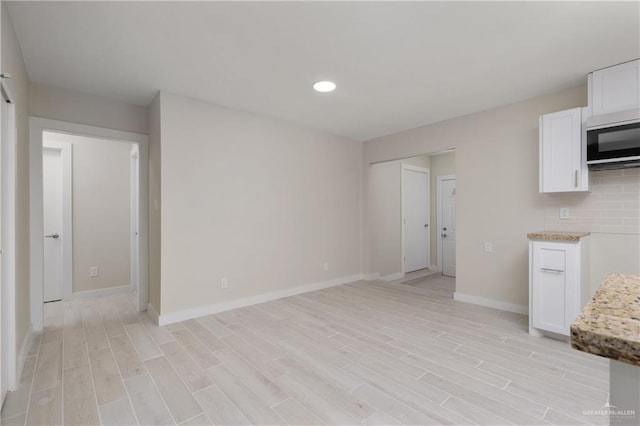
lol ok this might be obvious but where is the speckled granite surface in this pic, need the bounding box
[527,231,591,241]
[571,273,640,367]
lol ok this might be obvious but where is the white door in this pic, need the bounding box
[440,178,456,277]
[43,148,63,302]
[1,80,17,404]
[130,147,139,295]
[403,167,429,273]
[1,87,7,405]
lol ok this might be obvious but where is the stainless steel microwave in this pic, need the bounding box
[586,120,640,170]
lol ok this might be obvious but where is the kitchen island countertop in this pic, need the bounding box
[570,273,640,367]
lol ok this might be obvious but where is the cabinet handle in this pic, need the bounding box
[540,267,564,273]
[574,170,578,187]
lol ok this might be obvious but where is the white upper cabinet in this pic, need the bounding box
[589,59,640,117]
[539,107,588,193]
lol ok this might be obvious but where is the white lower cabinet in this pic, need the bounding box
[529,237,590,337]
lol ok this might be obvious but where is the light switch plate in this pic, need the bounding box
[560,207,570,219]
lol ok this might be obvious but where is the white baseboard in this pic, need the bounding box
[70,284,133,300]
[146,303,160,324]
[158,274,362,326]
[380,272,405,282]
[453,292,528,315]
[16,324,34,389]
[361,272,381,281]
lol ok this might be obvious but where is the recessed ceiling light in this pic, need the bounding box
[313,80,336,93]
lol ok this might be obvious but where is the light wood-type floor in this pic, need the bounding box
[1,278,610,426]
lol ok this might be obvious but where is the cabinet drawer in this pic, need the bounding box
[538,247,566,273]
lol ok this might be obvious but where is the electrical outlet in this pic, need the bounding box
[560,207,570,219]
[90,266,99,277]
[323,262,329,271]
[220,277,228,289]
[484,242,493,253]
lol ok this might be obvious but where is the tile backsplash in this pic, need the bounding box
[544,168,640,235]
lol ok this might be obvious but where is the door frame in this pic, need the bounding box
[436,174,456,270]
[1,78,17,395]
[400,164,430,274]
[42,140,73,301]
[30,117,149,332]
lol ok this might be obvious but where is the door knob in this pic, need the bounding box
[45,233,60,239]
[441,233,447,238]
[443,227,447,231]
[424,224,429,228]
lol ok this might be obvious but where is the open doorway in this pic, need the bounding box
[368,149,456,295]
[42,131,137,304]
[29,118,148,332]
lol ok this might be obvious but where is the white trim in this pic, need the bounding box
[436,174,456,270]
[361,272,381,281]
[1,79,17,393]
[42,140,73,301]
[16,325,33,387]
[401,164,430,274]
[453,292,528,315]
[30,117,149,332]
[69,284,133,300]
[379,272,405,282]
[157,274,362,326]
[146,303,159,324]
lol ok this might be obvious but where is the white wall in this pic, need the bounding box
[365,85,639,310]
[2,0,31,368]
[43,132,133,293]
[29,83,148,135]
[368,155,430,277]
[158,92,363,317]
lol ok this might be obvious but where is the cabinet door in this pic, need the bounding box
[531,242,578,335]
[539,108,586,193]
[591,60,640,116]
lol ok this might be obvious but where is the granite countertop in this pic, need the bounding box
[527,231,591,241]
[570,273,640,367]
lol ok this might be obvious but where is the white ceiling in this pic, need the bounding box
[7,1,640,141]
